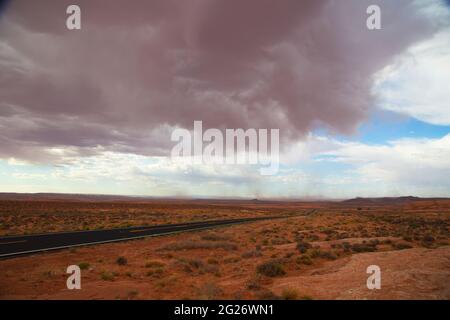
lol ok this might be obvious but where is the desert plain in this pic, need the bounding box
[0,195,449,300]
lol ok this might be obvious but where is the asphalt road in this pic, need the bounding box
[0,216,287,258]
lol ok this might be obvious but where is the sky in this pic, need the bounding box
[0,0,449,199]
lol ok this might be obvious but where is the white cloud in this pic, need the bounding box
[320,134,450,196]
[374,27,450,125]
[4,133,447,198]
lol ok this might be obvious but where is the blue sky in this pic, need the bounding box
[339,111,450,145]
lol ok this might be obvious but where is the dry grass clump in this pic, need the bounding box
[200,233,231,241]
[255,289,281,300]
[78,262,90,270]
[145,260,165,268]
[392,242,413,250]
[350,242,377,253]
[281,288,299,300]
[296,254,313,265]
[146,267,164,278]
[256,260,286,277]
[242,249,263,258]
[100,271,114,281]
[296,241,312,253]
[197,282,223,300]
[175,258,221,276]
[310,248,338,260]
[116,256,128,265]
[159,240,237,251]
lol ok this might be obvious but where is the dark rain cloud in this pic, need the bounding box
[0,0,442,162]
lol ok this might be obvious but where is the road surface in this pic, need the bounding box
[0,216,288,258]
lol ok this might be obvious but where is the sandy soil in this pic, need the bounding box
[0,199,449,300]
[272,246,450,299]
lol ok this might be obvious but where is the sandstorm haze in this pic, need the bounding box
[0,0,449,198]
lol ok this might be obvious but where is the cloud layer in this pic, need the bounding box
[4,133,449,198]
[0,0,443,162]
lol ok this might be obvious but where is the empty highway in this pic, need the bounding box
[0,216,289,258]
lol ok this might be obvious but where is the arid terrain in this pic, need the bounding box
[0,195,449,300]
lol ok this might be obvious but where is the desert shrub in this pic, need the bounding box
[319,250,337,260]
[296,255,313,265]
[203,264,220,276]
[197,282,223,300]
[271,238,289,245]
[223,255,241,264]
[306,234,320,241]
[246,277,263,290]
[402,236,413,242]
[146,268,164,278]
[309,249,337,260]
[201,233,231,241]
[207,258,219,265]
[242,249,263,259]
[256,260,286,277]
[43,270,55,278]
[309,248,322,258]
[342,241,351,252]
[100,271,114,281]
[178,257,221,275]
[78,262,90,270]
[337,232,349,239]
[116,256,127,266]
[393,242,413,250]
[296,241,312,253]
[187,258,204,269]
[145,261,164,268]
[322,228,337,236]
[155,276,178,289]
[255,289,281,300]
[281,288,299,300]
[127,290,138,299]
[422,235,435,242]
[160,240,237,251]
[284,252,294,259]
[351,243,376,253]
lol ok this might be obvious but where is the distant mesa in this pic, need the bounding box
[341,196,434,206]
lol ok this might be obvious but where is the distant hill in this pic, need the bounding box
[341,196,447,206]
[0,192,149,202]
[0,193,448,205]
